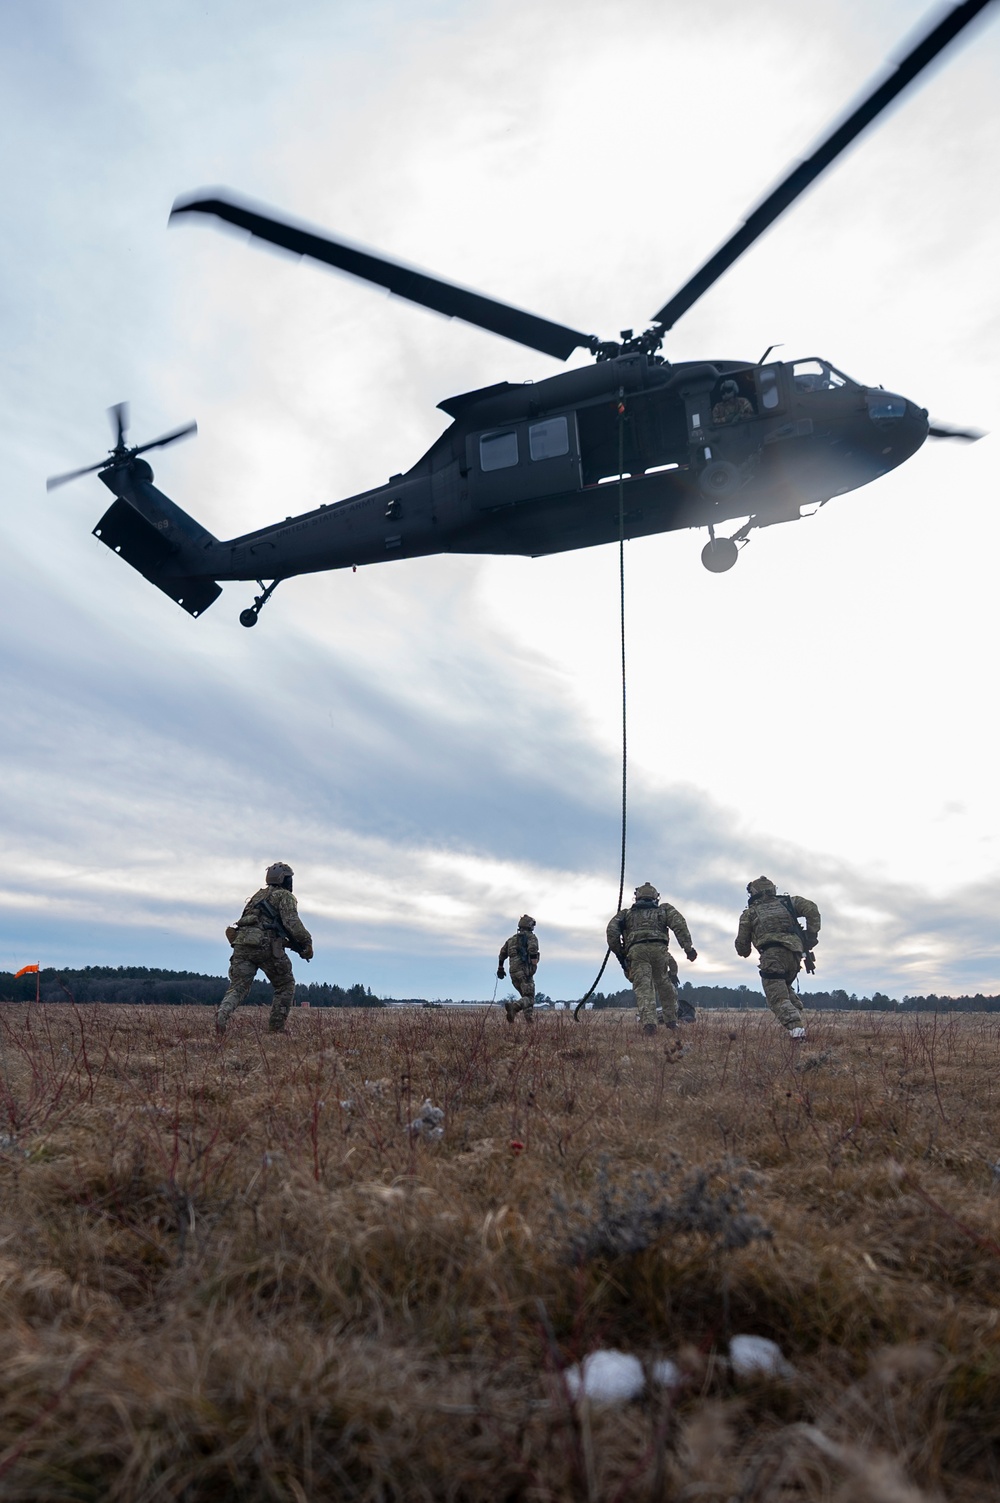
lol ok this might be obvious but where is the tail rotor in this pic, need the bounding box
[47,404,197,491]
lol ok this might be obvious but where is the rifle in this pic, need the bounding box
[780,894,817,975]
[255,897,304,955]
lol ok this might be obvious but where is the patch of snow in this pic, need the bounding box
[564,1350,644,1404]
[729,1334,795,1379]
[408,1098,445,1140]
[650,1358,683,1389]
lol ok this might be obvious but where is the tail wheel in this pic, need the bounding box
[701,537,739,572]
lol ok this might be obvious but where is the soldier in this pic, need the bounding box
[607,883,698,1038]
[711,378,754,425]
[734,876,820,1038]
[497,915,539,1024]
[217,861,313,1035]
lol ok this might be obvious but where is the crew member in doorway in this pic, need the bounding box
[734,876,820,1038]
[607,883,698,1038]
[498,915,540,1023]
[711,378,754,425]
[218,862,313,1035]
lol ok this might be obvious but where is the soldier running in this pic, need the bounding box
[497,915,539,1024]
[217,862,313,1035]
[734,876,820,1038]
[607,883,698,1038]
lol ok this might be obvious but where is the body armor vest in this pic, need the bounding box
[621,902,670,950]
[749,896,804,952]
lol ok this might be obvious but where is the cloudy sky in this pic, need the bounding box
[2,0,998,999]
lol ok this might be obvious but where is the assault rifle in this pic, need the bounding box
[779,894,817,976]
[255,897,307,957]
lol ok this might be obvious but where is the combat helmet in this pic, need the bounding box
[718,379,739,399]
[518,914,536,930]
[266,861,294,890]
[634,882,660,904]
[747,875,776,899]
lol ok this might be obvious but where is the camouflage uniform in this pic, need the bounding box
[735,876,820,1033]
[218,867,313,1034]
[498,916,539,1022]
[711,394,754,425]
[607,884,696,1030]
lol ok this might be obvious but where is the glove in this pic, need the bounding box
[496,967,505,980]
[685,947,698,963]
[301,944,314,962]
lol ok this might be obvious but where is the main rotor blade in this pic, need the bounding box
[110,401,130,448]
[928,420,984,440]
[171,193,597,362]
[46,459,108,492]
[132,420,198,456]
[652,0,996,331]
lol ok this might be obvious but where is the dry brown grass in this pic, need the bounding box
[1,1003,998,1501]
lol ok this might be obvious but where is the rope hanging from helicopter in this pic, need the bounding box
[573,394,629,1020]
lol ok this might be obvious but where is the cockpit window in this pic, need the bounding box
[792,358,856,392]
[480,430,519,471]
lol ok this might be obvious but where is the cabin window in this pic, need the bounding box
[758,366,781,410]
[528,416,569,461]
[479,430,519,471]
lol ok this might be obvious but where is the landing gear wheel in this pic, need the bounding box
[698,459,741,499]
[239,578,280,627]
[701,537,739,572]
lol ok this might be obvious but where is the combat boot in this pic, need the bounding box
[504,1000,516,1023]
[523,1007,534,1025]
[642,1023,657,1037]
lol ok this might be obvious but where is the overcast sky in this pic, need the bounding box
[2,0,998,1000]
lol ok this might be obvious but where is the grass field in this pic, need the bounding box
[1,1003,998,1501]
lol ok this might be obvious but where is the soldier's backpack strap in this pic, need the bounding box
[779,894,806,938]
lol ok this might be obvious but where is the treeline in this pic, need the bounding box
[593,984,1000,1012]
[590,983,901,1010]
[0,967,383,1008]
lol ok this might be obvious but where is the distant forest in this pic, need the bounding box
[0,967,382,1007]
[591,982,1000,1013]
[2,968,999,1012]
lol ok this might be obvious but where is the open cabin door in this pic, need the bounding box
[467,412,581,509]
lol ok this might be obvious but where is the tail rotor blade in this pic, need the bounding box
[132,420,198,457]
[927,421,984,442]
[109,401,130,449]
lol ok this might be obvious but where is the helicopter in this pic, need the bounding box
[48,0,990,626]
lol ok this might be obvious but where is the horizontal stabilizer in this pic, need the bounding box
[93,498,222,617]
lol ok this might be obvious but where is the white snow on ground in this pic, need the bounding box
[729,1335,795,1379]
[564,1350,645,1404]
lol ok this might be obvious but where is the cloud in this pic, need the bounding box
[2,0,998,998]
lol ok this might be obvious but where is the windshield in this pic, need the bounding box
[791,358,859,392]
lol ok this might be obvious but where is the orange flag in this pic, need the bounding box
[14,964,39,978]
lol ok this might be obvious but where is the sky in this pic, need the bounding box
[1,0,998,1000]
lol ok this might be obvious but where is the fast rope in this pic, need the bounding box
[574,394,629,1020]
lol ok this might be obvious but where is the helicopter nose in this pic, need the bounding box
[864,390,928,466]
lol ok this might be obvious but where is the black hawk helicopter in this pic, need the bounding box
[48,0,990,625]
